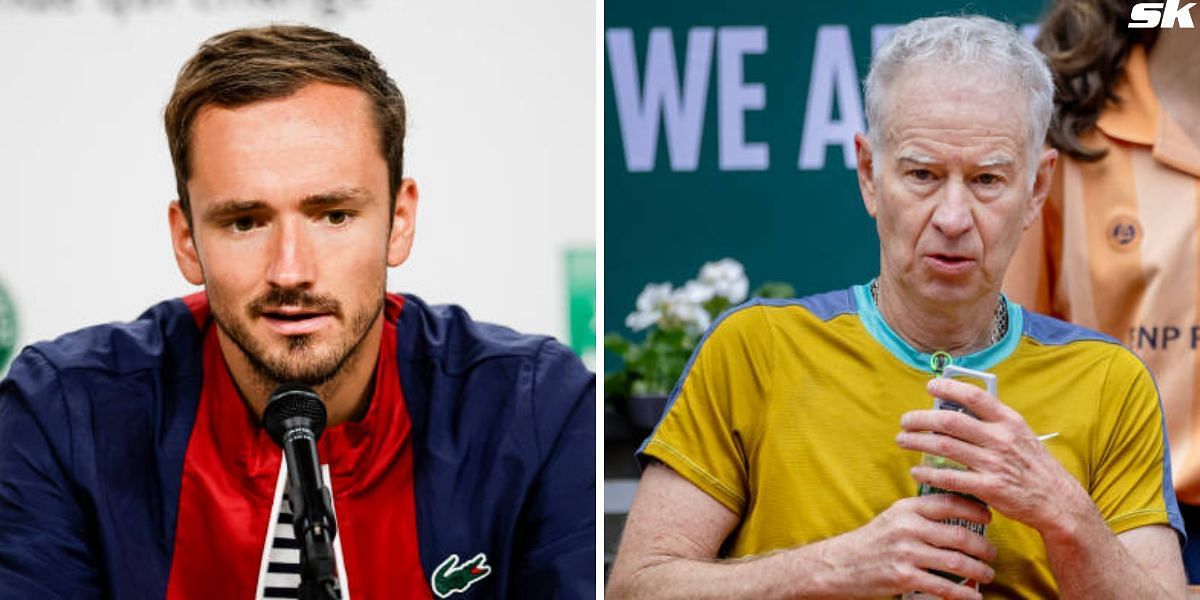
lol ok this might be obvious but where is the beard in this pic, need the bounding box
[212,285,384,387]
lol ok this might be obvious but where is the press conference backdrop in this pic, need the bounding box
[604,0,1045,344]
[0,0,595,375]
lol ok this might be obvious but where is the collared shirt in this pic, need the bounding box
[1006,45,1200,502]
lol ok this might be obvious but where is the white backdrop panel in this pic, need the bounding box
[0,0,596,366]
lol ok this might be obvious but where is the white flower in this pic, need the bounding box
[666,286,712,333]
[698,258,749,304]
[625,262,750,334]
[677,280,716,304]
[635,282,673,313]
[626,282,673,331]
[625,311,659,331]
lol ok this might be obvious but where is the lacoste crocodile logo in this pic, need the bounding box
[431,552,491,598]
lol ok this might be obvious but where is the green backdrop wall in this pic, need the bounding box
[604,0,1047,352]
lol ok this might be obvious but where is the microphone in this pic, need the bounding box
[263,383,341,600]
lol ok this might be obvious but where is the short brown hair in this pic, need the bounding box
[164,24,407,220]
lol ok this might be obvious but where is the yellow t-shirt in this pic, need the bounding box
[640,283,1182,598]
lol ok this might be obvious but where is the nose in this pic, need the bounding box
[265,216,316,290]
[930,179,974,239]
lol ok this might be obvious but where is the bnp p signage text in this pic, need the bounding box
[606,24,1038,174]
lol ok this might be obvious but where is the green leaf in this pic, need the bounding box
[703,296,733,319]
[603,332,633,356]
[753,281,795,299]
[604,371,631,400]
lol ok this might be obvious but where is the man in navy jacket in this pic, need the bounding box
[0,24,594,599]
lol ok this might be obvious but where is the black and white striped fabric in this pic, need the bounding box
[262,489,303,598]
[258,465,347,600]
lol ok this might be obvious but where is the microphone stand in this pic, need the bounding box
[264,382,342,600]
[284,438,342,600]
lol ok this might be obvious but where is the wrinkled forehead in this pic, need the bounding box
[875,62,1034,155]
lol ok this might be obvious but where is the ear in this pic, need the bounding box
[387,178,419,267]
[855,133,879,217]
[1024,147,1057,230]
[168,201,205,285]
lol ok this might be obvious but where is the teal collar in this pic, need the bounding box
[853,281,1022,373]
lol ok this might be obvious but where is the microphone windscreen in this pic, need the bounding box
[263,382,328,446]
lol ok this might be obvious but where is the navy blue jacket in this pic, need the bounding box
[0,294,595,599]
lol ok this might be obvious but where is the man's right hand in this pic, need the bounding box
[817,493,997,600]
[608,463,997,600]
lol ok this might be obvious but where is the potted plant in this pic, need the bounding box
[605,259,793,431]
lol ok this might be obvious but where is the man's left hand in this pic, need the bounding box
[895,377,1087,533]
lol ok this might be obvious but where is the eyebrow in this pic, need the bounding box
[977,156,1015,169]
[202,199,267,223]
[299,187,373,210]
[896,152,937,165]
[201,187,374,223]
[894,153,1015,169]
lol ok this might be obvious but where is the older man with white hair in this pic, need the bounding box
[607,15,1186,600]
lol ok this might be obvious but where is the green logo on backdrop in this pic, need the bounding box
[0,278,16,373]
[565,248,596,368]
